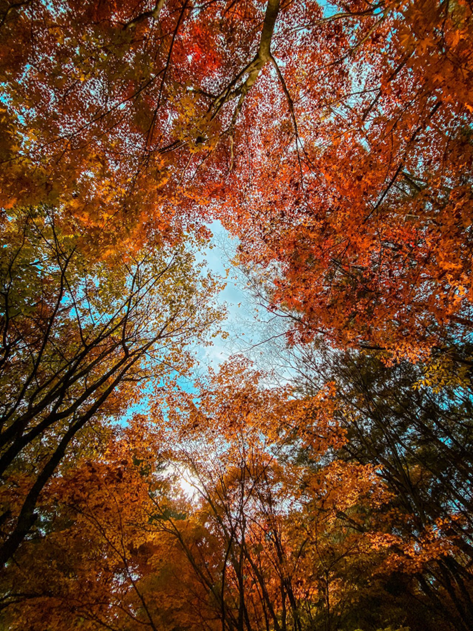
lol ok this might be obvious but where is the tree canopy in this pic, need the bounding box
[0,1,473,630]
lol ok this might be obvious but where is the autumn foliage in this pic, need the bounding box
[1,0,473,630]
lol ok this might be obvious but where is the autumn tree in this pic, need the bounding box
[0,416,210,631]
[155,358,413,631]
[0,0,288,252]
[2,0,472,360]
[226,0,473,362]
[294,340,473,630]
[0,359,399,631]
[0,205,222,567]
[3,356,465,631]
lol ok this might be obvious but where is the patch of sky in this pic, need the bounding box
[319,1,340,18]
[0,86,12,106]
[192,221,297,384]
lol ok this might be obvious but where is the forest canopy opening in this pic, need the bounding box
[1,1,473,630]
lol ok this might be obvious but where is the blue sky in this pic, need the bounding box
[193,221,293,380]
